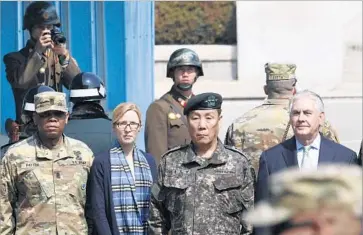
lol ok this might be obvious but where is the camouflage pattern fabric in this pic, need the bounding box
[148,140,254,235]
[34,91,68,113]
[264,63,297,81]
[243,164,362,226]
[224,98,340,174]
[0,133,94,235]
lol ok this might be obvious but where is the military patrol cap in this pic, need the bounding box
[243,164,362,226]
[265,63,297,81]
[184,92,222,115]
[34,91,68,114]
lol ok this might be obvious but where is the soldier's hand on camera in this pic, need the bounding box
[34,29,53,54]
[52,43,68,56]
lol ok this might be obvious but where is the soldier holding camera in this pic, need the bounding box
[3,1,80,129]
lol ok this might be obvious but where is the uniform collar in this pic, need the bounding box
[169,85,194,108]
[26,39,36,50]
[34,132,75,160]
[263,98,291,105]
[182,139,229,166]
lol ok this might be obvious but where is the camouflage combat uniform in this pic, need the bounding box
[224,98,340,174]
[224,63,339,174]
[148,141,254,235]
[0,133,94,235]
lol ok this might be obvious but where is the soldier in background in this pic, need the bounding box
[4,118,20,144]
[148,92,254,235]
[224,63,340,174]
[64,72,114,156]
[244,164,362,235]
[3,1,80,132]
[0,91,93,234]
[1,85,55,158]
[145,48,203,163]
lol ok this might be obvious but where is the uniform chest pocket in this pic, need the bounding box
[169,118,185,128]
[163,176,190,214]
[18,168,55,207]
[213,176,245,215]
[61,165,88,206]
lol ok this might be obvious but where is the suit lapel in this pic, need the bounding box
[318,136,336,164]
[282,136,298,167]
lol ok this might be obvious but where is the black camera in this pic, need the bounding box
[50,27,66,45]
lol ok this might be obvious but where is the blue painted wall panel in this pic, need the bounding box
[68,1,92,73]
[124,1,155,150]
[0,1,154,151]
[104,1,127,110]
[0,2,19,133]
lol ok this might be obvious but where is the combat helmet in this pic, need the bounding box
[166,48,204,78]
[23,1,60,31]
[70,72,106,104]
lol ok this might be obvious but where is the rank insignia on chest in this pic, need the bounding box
[73,151,82,160]
[179,99,186,107]
[168,112,177,120]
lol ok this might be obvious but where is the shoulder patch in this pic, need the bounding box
[161,144,189,160]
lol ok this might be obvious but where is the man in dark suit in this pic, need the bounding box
[254,90,359,235]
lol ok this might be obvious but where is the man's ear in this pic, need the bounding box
[319,112,326,126]
[65,112,69,124]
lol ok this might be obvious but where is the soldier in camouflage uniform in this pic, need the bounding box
[224,63,340,174]
[0,91,94,235]
[148,92,254,235]
[244,164,362,235]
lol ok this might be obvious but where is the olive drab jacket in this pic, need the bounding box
[145,86,193,163]
[3,39,80,122]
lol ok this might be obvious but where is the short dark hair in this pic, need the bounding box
[266,79,296,96]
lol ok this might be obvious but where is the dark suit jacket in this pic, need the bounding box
[256,135,359,203]
[253,135,359,235]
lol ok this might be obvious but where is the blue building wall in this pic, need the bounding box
[0,1,154,150]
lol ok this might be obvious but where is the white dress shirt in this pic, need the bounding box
[296,134,321,170]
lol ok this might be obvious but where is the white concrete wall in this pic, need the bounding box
[155,45,237,81]
[154,2,362,99]
[236,1,362,90]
